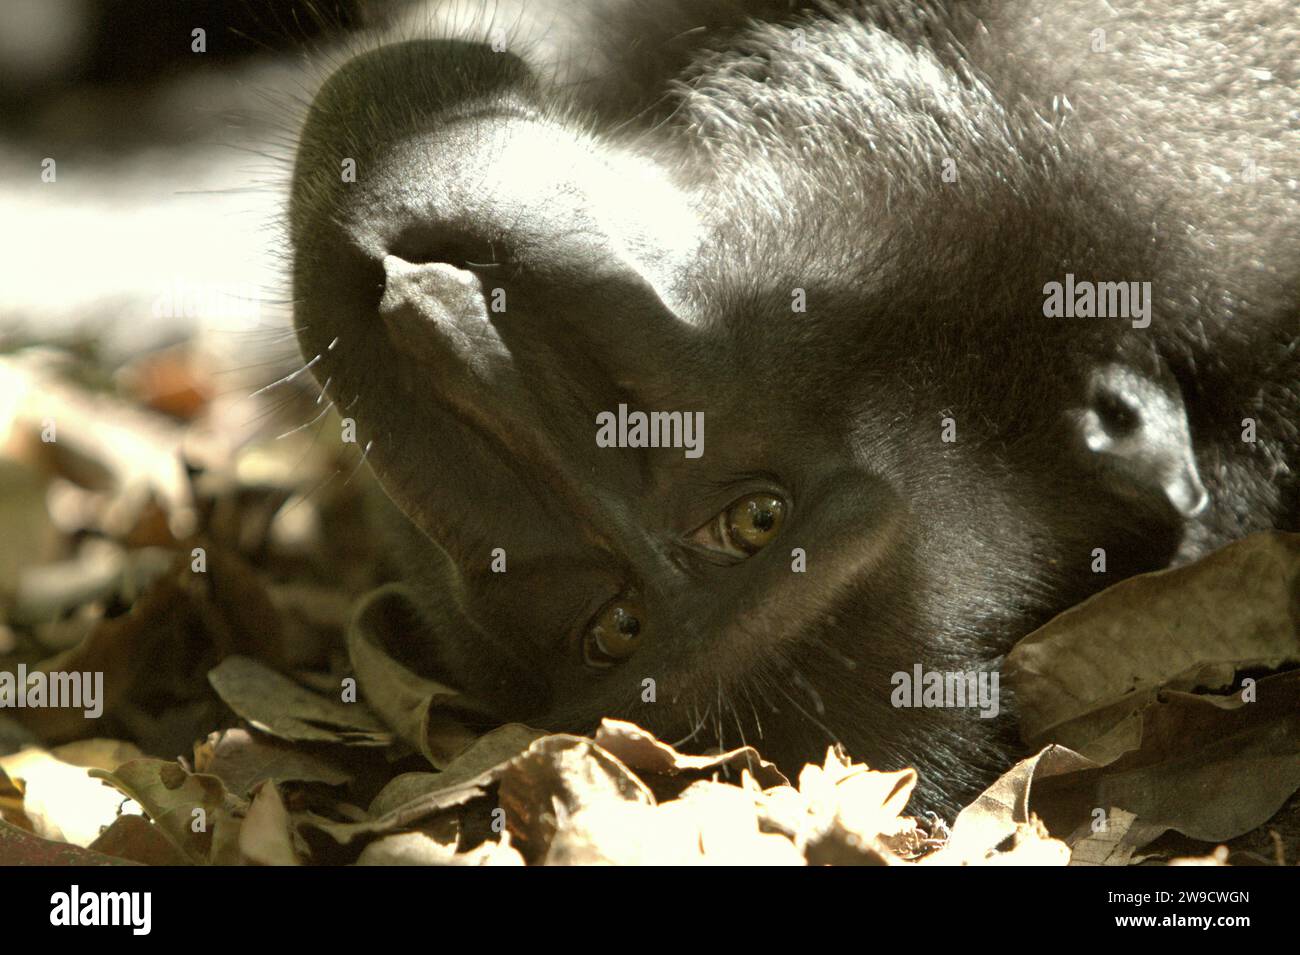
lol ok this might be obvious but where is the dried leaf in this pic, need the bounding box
[1032,672,1300,843]
[980,818,1071,866]
[1006,532,1300,751]
[192,727,351,797]
[1065,808,1167,866]
[592,718,788,788]
[544,781,804,865]
[239,781,300,865]
[498,735,654,862]
[88,815,189,866]
[357,829,524,866]
[347,584,497,767]
[90,758,246,865]
[367,723,545,817]
[0,817,137,866]
[926,745,1093,865]
[207,654,392,748]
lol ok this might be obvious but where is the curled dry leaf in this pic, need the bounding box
[90,758,247,865]
[544,781,805,865]
[347,584,497,768]
[296,782,486,848]
[357,829,525,866]
[925,745,1089,865]
[1006,532,1300,753]
[940,672,1300,860]
[207,654,392,748]
[979,818,1071,866]
[192,727,352,798]
[88,814,190,866]
[366,722,545,817]
[1030,672,1300,844]
[498,735,655,863]
[1064,808,1167,867]
[300,723,548,850]
[592,718,788,788]
[0,817,138,866]
[239,781,300,866]
[789,746,918,864]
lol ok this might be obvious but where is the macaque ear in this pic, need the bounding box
[1070,363,1209,518]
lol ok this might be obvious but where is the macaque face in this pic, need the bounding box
[289,34,1209,810]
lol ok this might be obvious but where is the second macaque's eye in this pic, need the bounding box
[692,493,787,557]
[582,594,646,667]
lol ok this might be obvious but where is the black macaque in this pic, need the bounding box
[288,1,1299,813]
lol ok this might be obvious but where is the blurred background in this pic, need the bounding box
[0,2,403,685]
[0,0,384,362]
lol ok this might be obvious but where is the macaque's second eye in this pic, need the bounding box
[726,494,786,552]
[692,493,787,557]
[582,594,646,667]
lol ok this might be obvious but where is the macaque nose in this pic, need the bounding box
[285,37,561,447]
[290,33,702,431]
[376,253,521,401]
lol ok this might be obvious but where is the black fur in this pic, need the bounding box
[289,1,1299,813]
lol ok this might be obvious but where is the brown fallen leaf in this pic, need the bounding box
[356,828,524,866]
[207,654,392,748]
[0,817,138,866]
[498,735,655,863]
[924,745,1089,865]
[785,746,917,864]
[1064,807,1167,866]
[298,782,487,848]
[1031,672,1300,844]
[90,758,247,865]
[192,727,352,797]
[592,717,788,789]
[347,584,498,767]
[980,818,1071,866]
[88,814,189,866]
[1006,532,1300,752]
[367,723,546,817]
[297,723,548,850]
[239,781,300,865]
[543,780,805,865]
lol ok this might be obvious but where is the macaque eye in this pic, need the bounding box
[691,493,787,557]
[725,494,786,552]
[582,594,646,667]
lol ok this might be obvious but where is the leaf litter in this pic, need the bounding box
[0,344,1297,866]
